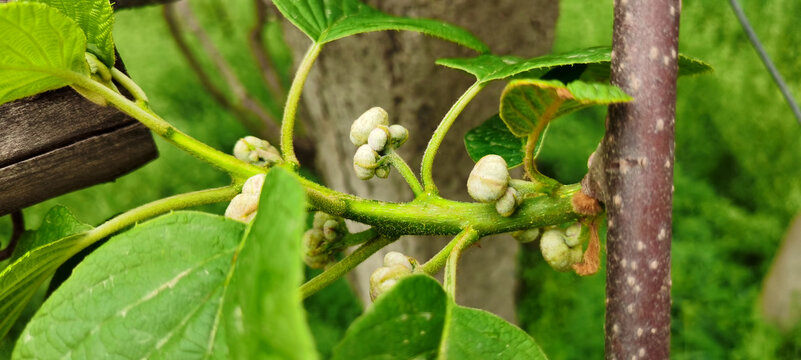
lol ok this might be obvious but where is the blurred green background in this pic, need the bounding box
[1,0,800,358]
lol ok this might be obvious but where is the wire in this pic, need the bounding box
[728,0,801,125]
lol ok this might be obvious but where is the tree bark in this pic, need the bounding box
[284,0,558,321]
[600,0,680,358]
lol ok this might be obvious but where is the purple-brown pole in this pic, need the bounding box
[603,0,680,358]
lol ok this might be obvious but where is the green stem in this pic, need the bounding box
[297,173,581,237]
[77,186,238,249]
[301,235,396,299]
[281,42,323,167]
[71,75,264,180]
[420,81,486,194]
[110,67,149,104]
[523,132,560,190]
[443,228,479,297]
[322,228,379,253]
[385,151,424,196]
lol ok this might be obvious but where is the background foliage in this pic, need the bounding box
[1,0,799,358]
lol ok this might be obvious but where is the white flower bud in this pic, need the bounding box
[241,174,266,195]
[383,251,415,271]
[388,124,408,147]
[233,136,281,166]
[368,126,390,152]
[354,144,380,169]
[304,253,332,269]
[512,228,541,244]
[225,193,260,223]
[564,223,582,247]
[323,219,340,241]
[303,229,325,256]
[495,187,520,217]
[350,107,389,146]
[374,164,390,179]
[354,163,375,180]
[467,155,509,203]
[313,211,333,230]
[540,228,583,272]
[369,264,412,300]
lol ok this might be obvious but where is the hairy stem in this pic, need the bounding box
[281,42,323,167]
[385,151,424,196]
[300,235,396,299]
[78,186,238,249]
[420,81,485,194]
[110,67,149,104]
[523,132,560,191]
[72,75,264,180]
[442,228,479,296]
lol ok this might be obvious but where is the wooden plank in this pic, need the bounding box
[0,122,157,215]
[0,87,142,168]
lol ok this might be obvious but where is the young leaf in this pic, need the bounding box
[0,2,88,105]
[437,46,712,85]
[0,207,92,340]
[333,275,547,359]
[272,0,488,52]
[499,79,632,137]
[223,168,317,360]
[23,0,116,67]
[13,212,246,359]
[464,114,527,168]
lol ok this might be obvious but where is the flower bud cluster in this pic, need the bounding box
[225,174,266,223]
[233,136,282,167]
[350,107,409,180]
[369,251,418,301]
[540,223,584,272]
[303,212,348,269]
[466,155,521,217]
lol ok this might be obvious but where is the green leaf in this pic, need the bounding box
[439,306,548,359]
[437,46,712,84]
[0,206,92,340]
[499,79,632,137]
[332,275,447,359]
[333,275,547,359]
[223,168,317,360]
[23,0,116,67]
[464,114,527,168]
[0,2,88,105]
[13,212,246,359]
[272,0,488,52]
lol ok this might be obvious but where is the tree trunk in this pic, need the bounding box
[284,0,558,321]
[601,0,680,358]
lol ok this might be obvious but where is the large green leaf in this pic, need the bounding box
[437,46,712,84]
[272,0,488,52]
[464,114,527,168]
[333,275,547,359]
[0,207,92,340]
[0,2,88,105]
[223,168,317,360]
[13,212,245,359]
[24,0,116,67]
[500,79,632,137]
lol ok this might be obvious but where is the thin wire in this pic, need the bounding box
[729,0,801,125]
